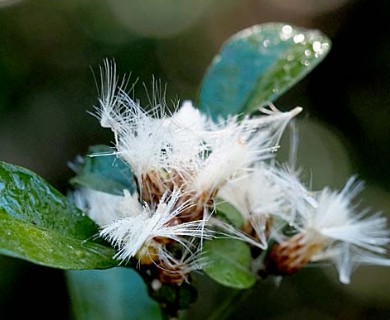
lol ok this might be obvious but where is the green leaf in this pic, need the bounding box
[0,209,116,269]
[67,268,162,320]
[71,145,136,195]
[203,239,256,289]
[0,161,96,238]
[199,23,331,118]
[215,199,244,228]
[0,161,116,269]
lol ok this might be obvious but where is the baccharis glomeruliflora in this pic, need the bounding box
[74,59,390,285]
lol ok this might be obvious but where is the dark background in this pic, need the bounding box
[0,0,389,319]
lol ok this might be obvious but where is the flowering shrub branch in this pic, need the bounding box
[0,23,389,319]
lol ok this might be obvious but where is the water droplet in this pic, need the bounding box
[282,25,292,34]
[293,34,305,44]
[286,54,295,62]
[151,279,162,291]
[280,25,293,40]
[312,41,322,53]
[262,39,270,48]
[304,49,312,57]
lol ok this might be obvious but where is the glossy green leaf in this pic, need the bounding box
[0,161,116,269]
[0,209,116,269]
[203,239,255,289]
[199,23,331,118]
[71,145,136,195]
[67,268,162,320]
[0,161,97,238]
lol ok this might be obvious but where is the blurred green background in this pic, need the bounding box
[0,0,390,319]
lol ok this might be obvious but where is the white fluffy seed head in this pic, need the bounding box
[301,177,390,283]
[218,163,313,249]
[95,61,303,202]
[188,105,302,196]
[99,190,213,263]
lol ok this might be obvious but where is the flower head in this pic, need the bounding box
[267,177,390,283]
[188,105,302,197]
[216,162,314,250]
[99,190,213,263]
[218,165,285,249]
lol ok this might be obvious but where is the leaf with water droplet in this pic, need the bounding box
[203,239,256,289]
[70,145,136,195]
[0,209,116,269]
[0,161,116,269]
[199,23,331,118]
